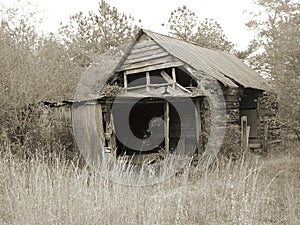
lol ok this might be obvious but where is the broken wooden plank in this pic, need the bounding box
[175,83,191,93]
[160,70,173,84]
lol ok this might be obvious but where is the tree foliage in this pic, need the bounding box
[247,0,300,139]
[166,5,198,42]
[0,1,138,147]
[166,5,234,52]
[194,18,234,52]
[59,0,138,67]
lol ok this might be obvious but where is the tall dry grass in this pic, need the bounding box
[0,142,299,225]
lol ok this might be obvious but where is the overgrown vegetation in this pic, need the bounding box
[0,142,299,224]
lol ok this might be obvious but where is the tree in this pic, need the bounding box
[194,18,234,52]
[59,0,139,67]
[247,0,300,139]
[166,5,198,42]
[165,5,234,52]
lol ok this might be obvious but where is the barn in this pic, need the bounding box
[46,29,280,164]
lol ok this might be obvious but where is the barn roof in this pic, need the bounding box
[138,29,269,90]
[49,29,270,103]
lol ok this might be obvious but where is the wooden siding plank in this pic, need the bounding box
[130,44,162,54]
[124,61,184,75]
[127,48,167,60]
[133,40,156,49]
[119,55,176,71]
[123,51,169,65]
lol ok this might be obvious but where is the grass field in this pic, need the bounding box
[0,142,299,225]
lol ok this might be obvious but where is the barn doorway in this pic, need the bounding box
[113,100,180,157]
[240,89,260,146]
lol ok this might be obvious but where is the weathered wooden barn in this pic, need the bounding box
[45,29,280,163]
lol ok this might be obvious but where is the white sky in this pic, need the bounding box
[0,0,262,50]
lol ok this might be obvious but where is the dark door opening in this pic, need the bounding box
[113,100,180,156]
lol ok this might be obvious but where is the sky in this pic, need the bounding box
[0,0,262,50]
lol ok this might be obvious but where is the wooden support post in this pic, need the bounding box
[194,100,201,155]
[172,68,176,89]
[124,71,127,93]
[263,116,268,152]
[146,71,150,92]
[96,104,105,145]
[164,102,170,153]
[241,116,248,150]
[110,107,117,157]
[106,105,117,157]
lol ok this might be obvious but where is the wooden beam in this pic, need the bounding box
[241,116,248,151]
[110,107,117,157]
[160,70,173,84]
[262,116,268,152]
[172,68,176,89]
[146,72,150,92]
[96,104,105,145]
[164,102,170,153]
[106,106,117,157]
[123,72,127,93]
[175,83,191,93]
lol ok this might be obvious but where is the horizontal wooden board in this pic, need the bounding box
[124,61,185,75]
[127,48,167,60]
[134,40,156,49]
[123,51,169,65]
[119,55,177,71]
[130,44,162,54]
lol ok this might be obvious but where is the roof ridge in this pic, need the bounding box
[142,28,229,53]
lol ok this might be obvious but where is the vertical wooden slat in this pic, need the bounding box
[194,100,201,155]
[146,71,150,92]
[172,68,176,89]
[124,71,128,93]
[96,104,105,145]
[164,102,170,153]
[110,106,117,157]
[106,105,117,157]
[241,116,248,150]
[263,116,268,152]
